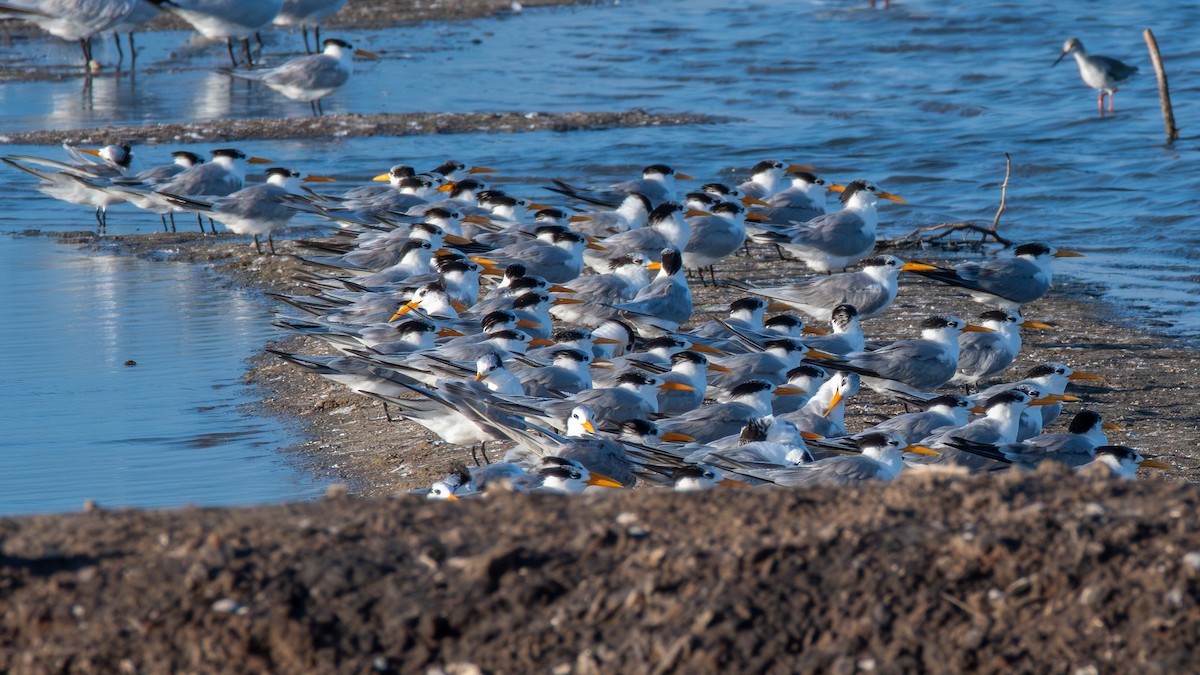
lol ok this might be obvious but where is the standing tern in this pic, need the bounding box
[0,0,139,67]
[160,166,335,253]
[753,169,832,224]
[724,255,936,321]
[750,179,905,273]
[3,143,135,232]
[221,38,380,116]
[609,248,693,333]
[951,309,1052,387]
[1054,38,1138,115]
[827,315,992,396]
[975,361,1102,438]
[907,243,1084,310]
[148,0,283,66]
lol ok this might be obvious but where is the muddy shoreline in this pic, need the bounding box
[0,111,731,146]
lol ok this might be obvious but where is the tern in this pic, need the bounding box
[945,409,1122,470]
[658,380,806,444]
[160,166,335,254]
[546,164,692,209]
[802,304,865,356]
[750,179,905,273]
[1083,446,1173,480]
[724,255,936,321]
[148,0,283,66]
[737,160,812,201]
[951,310,1053,387]
[827,315,992,396]
[907,243,1084,310]
[752,169,832,224]
[975,361,1102,440]
[221,38,380,116]
[3,143,134,232]
[670,464,752,492]
[0,0,139,67]
[731,431,938,487]
[1054,38,1138,115]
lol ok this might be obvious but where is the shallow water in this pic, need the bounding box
[1,0,1199,512]
[4,0,1198,332]
[0,235,326,515]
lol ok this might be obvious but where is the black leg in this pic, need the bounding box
[208,217,216,234]
[314,25,322,48]
[253,234,262,254]
[128,33,136,64]
[197,213,205,233]
[255,31,264,51]
[268,233,276,255]
[113,33,123,66]
[471,446,481,467]
[169,212,176,233]
[317,98,324,116]
[479,441,491,465]
[242,38,253,67]
[160,214,168,232]
[310,100,318,116]
[227,38,238,67]
[302,26,312,54]
[382,401,394,422]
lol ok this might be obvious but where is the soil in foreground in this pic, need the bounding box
[1,469,1197,673]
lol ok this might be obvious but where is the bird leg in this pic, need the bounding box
[169,212,176,233]
[317,98,325,116]
[253,235,263,254]
[310,100,318,116]
[113,33,123,67]
[160,214,168,232]
[226,38,238,67]
[302,26,312,54]
[315,25,322,48]
[1097,91,1106,116]
[479,441,491,465]
[196,213,205,233]
[268,233,276,255]
[208,217,217,234]
[242,38,254,67]
[381,401,394,422]
[1109,88,1117,113]
[128,33,136,64]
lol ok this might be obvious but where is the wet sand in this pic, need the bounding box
[0,111,731,146]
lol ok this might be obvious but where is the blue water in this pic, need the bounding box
[0,236,326,514]
[1,0,1199,512]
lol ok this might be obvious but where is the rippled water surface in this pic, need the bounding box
[1,0,1199,511]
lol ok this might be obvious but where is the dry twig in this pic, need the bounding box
[877,153,1014,250]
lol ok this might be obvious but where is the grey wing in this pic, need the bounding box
[596,228,668,259]
[214,185,287,218]
[956,333,1009,377]
[518,367,583,397]
[786,274,888,316]
[851,341,955,385]
[767,457,883,487]
[962,259,1047,303]
[263,56,346,90]
[568,274,637,303]
[560,438,634,486]
[784,212,869,255]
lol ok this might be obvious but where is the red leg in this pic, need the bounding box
[1109,88,1117,112]
[1097,92,1105,115]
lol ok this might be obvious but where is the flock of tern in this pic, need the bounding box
[1,141,1177,496]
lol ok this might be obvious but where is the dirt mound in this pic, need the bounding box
[3,469,1197,673]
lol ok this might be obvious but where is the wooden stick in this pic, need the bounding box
[1143,29,1179,144]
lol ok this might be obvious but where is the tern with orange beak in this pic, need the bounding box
[725,255,937,321]
[952,309,1054,387]
[907,242,1084,309]
[159,166,336,254]
[750,179,906,273]
[726,431,939,487]
[220,38,380,116]
[823,315,995,396]
[546,163,692,208]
